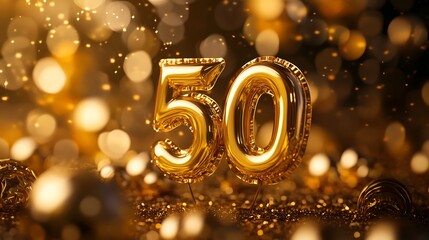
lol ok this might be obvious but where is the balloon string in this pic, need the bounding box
[250,181,263,211]
[188,183,197,205]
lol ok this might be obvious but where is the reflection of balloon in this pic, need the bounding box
[223,57,312,184]
[152,58,225,183]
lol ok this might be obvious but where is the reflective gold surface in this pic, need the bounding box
[223,56,311,184]
[152,58,225,183]
[0,159,36,212]
[153,57,311,185]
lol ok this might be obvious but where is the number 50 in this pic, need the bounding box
[152,57,311,185]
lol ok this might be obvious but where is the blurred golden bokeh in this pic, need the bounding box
[0,0,428,238]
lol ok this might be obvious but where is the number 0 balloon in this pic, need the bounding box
[223,57,311,184]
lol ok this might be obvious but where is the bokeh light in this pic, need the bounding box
[199,34,227,58]
[182,212,204,238]
[73,98,110,132]
[328,25,350,45]
[53,139,79,161]
[410,152,429,174]
[33,57,67,94]
[126,26,160,57]
[315,47,341,77]
[366,222,397,240]
[144,172,158,184]
[126,152,149,176]
[255,29,279,56]
[340,149,358,169]
[388,16,412,46]
[7,16,38,40]
[157,21,185,45]
[291,222,321,240]
[10,137,37,161]
[286,0,307,23]
[30,168,72,220]
[339,30,366,60]
[26,110,57,141]
[98,129,131,159]
[161,12,185,27]
[46,24,80,58]
[309,153,330,176]
[79,196,101,217]
[357,165,369,178]
[104,1,131,32]
[422,81,429,106]
[123,50,152,82]
[249,0,284,21]
[100,165,115,179]
[384,122,406,153]
[388,16,427,47]
[300,18,328,46]
[74,0,105,11]
[76,4,112,42]
[160,214,180,239]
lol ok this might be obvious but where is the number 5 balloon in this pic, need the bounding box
[223,56,312,184]
[152,58,225,184]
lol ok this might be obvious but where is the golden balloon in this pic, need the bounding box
[152,58,225,183]
[152,57,311,185]
[223,56,312,184]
